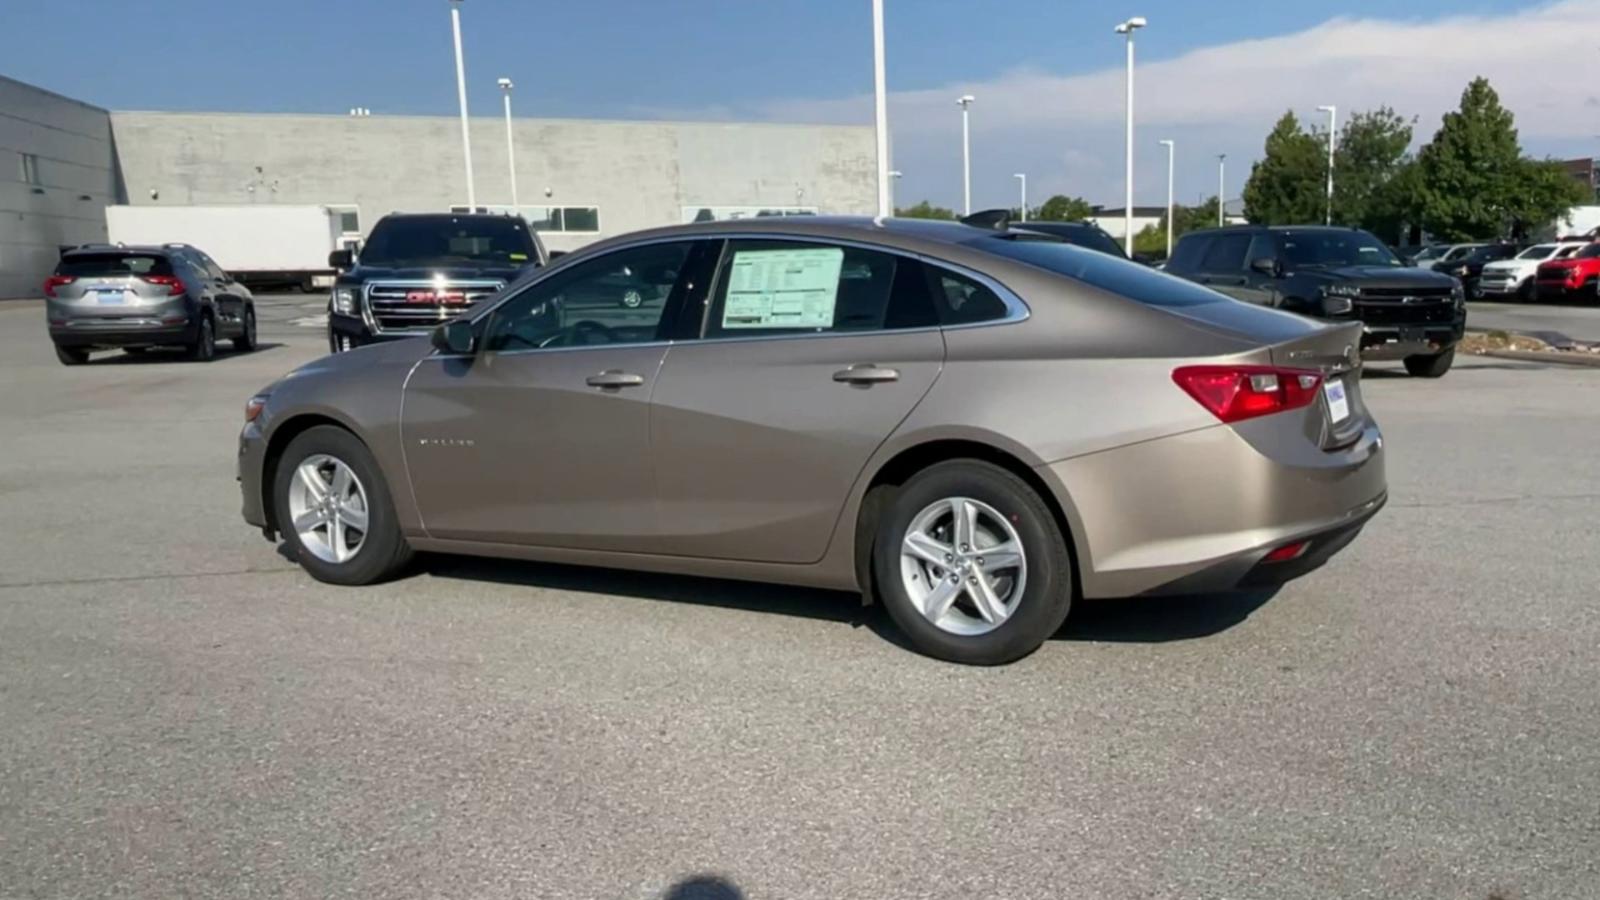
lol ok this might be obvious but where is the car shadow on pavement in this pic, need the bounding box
[1056,588,1280,643]
[414,554,1276,647]
[661,875,744,900]
[79,344,284,364]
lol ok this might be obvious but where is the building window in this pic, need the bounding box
[338,210,360,234]
[682,206,818,223]
[19,153,41,186]
[522,206,601,233]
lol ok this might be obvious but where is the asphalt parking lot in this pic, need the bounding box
[2,294,1598,900]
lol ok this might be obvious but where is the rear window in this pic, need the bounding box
[56,253,172,277]
[979,237,1224,308]
[1015,224,1125,257]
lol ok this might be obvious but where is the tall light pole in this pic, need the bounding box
[1217,154,1227,227]
[1159,140,1175,258]
[957,95,975,215]
[448,0,476,212]
[872,0,890,218]
[498,78,519,212]
[1013,173,1027,221]
[1317,104,1337,225]
[888,169,903,212]
[1115,16,1147,255]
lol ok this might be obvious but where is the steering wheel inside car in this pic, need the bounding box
[538,319,618,348]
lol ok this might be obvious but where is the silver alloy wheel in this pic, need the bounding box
[899,496,1027,636]
[287,453,370,564]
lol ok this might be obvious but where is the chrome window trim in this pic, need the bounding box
[449,231,1031,358]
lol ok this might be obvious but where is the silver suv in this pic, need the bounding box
[45,244,258,364]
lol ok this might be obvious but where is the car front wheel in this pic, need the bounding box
[873,460,1074,665]
[1404,346,1455,378]
[273,425,413,585]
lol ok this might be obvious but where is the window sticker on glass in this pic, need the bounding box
[722,247,843,329]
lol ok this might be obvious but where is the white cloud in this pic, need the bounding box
[641,0,1600,210]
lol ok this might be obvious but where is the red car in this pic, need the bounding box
[1535,243,1600,300]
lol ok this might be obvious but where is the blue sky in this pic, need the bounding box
[3,0,1588,209]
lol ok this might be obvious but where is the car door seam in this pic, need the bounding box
[398,357,431,539]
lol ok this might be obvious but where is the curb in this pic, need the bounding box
[1466,325,1597,352]
[1478,349,1600,369]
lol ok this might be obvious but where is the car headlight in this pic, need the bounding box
[1451,284,1465,306]
[331,286,358,315]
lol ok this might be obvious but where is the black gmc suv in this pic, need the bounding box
[1167,225,1465,377]
[326,213,548,353]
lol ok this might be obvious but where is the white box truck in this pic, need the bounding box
[104,205,346,291]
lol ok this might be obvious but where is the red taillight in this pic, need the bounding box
[1172,365,1323,424]
[42,275,75,297]
[1263,540,1310,563]
[140,274,186,296]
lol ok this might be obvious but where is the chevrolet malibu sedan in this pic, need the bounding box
[238,217,1386,665]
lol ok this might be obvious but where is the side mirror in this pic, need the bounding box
[1250,257,1281,277]
[328,249,354,270]
[431,319,476,355]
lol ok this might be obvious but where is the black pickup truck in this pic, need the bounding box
[1166,225,1465,378]
[326,213,548,353]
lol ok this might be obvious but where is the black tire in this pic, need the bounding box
[1404,346,1455,378]
[273,425,413,585]
[54,344,89,366]
[187,314,216,362]
[1517,279,1534,303]
[872,460,1074,665]
[232,306,258,352]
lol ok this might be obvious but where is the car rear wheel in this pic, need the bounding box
[273,425,412,585]
[232,306,258,352]
[54,344,89,366]
[1404,346,1455,378]
[187,315,215,362]
[873,460,1073,665]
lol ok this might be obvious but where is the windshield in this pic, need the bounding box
[1279,230,1402,269]
[1517,244,1558,260]
[1578,244,1600,259]
[358,216,538,267]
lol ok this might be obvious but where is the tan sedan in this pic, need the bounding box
[239,216,1386,664]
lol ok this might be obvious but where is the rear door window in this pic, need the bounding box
[1165,234,1210,274]
[703,241,936,338]
[56,253,172,278]
[1199,233,1252,274]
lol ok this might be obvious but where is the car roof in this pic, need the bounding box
[578,215,1040,260]
[63,244,177,256]
[377,212,527,224]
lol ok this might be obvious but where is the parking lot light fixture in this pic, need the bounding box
[1114,16,1147,255]
[1013,173,1026,221]
[1159,140,1174,257]
[872,0,890,219]
[1318,104,1337,226]
[957,95,975,215]
[1217,154,1227,227]
[498,77,519,212]
[888,169,902,210]
[449,0,476,212]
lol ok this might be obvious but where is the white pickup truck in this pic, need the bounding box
[1478,242,1587,300]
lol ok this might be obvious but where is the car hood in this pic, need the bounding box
[1482,259,1533,273]
[1299,266,1458,288]
[344,263,531,281]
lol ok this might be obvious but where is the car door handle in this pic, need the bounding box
[585,370,646,389]
[832,364,900,385]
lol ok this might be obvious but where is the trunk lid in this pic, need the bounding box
[1264,321,1369,450]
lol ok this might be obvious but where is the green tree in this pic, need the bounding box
[1332,107,1415,232]
[1132,197,1224,259]
[1034,195,1094,221]
[1242,112,1326,224]
[895,200,956,220]
[1413,77,1585,241]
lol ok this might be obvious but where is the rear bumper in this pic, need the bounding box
[1039,419,1386,599]
[50,318,196,348]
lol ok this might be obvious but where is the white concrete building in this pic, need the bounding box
[0,76,877,297]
